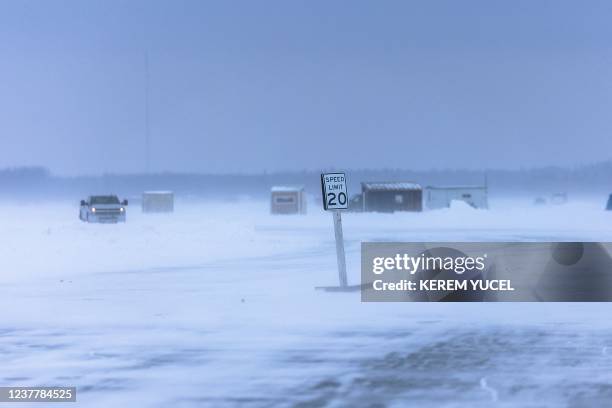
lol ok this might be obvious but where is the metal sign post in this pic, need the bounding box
[333,210,348,287]
[319,172,353,290]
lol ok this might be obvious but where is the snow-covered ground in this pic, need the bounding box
[1,198,612,407]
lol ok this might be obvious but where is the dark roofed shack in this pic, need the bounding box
[361,182,423,213]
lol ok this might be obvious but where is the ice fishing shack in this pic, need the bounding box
[425,185,488,209]
[142,191,174,213]
[270,186,307,215]
[361,182,423,213]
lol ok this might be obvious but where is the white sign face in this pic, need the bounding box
[321,172,348,210]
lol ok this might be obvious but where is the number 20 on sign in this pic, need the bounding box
[321,172,348,210]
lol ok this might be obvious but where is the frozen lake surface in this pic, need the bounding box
[1,199,612,407]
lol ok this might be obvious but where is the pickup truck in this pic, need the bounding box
[79,195,128,223]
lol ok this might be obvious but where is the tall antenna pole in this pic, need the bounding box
[145,51,150,174]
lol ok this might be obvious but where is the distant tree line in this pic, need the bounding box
[0,162,611,200]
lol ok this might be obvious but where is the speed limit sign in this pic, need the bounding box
[321,172,348,210]
[319,172,349,288]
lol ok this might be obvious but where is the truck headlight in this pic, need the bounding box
[120,207,125,212]
[91,207,96,213]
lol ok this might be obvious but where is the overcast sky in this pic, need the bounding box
[1,0,611,175]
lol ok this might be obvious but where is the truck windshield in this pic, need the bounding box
[90,196,120,205]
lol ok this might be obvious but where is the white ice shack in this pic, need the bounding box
[142,191,174,213]
[270,186,307,215]
[425,186,488,210]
